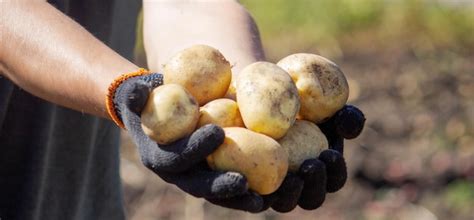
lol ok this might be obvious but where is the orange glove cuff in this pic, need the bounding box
[105,68,150,129]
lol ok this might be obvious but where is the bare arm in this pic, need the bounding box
[143,0,265,74]
[0,2,138,118]
[0,1,265,119]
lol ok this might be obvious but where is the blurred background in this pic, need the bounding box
[121,0,474,219]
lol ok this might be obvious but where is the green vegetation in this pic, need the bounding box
[240,0,474,59]
[445,180,474,212]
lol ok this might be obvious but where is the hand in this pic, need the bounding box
[259,105,365,212]
[113,73,264,212]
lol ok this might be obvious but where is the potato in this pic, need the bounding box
[277,53,349,123]
[224,79,237,100]
[163,45,232,106]
[207,127,289,195]
[236,62,300,139]
[198,98,244,128]
[141,84,199,145]
[278,120,328,172]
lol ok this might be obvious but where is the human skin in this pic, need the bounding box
[0,0,264,119]
[0,1,138,118]
[143,0,265,76]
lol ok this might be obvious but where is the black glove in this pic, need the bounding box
[259,105,365,212]
[318,105,365,192]
[113,73,263,212]
[319,105,366,154]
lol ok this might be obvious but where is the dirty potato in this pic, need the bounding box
[224,79,237,100]
[141,84,199,145]
[278,120,328,172]
[277,53,349,123]
[198,98,244,128]
[236,62,300,139]
[163,45,232,105]
[207,127,289,195]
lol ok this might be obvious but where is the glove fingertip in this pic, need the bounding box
[201,124,226,142]
[298,192,325,210]
[190,124,225,149]
[115,74,163,116]
[211,172,248,199]
[206,192,264,213]
[298,158,327,210]
[179,124,225,164]
[334,105,366,139]
[319,149,347,193]
[114,80,152,117]
[299,159,326,178]
[270,173,304,213]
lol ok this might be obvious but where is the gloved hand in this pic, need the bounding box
[259,105,365,212]
[112,73,263,212]
[109,70,365,212]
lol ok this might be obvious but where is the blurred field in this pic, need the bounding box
[121,1,474,219]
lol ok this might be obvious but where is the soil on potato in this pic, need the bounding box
[121,2,474,219]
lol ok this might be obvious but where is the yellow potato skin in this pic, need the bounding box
[236,62,300,139]
[141,84,199,145]
[207,127,289,195]
[198,99,244,128]
[278,120,328,171]
[277,53,349,123]
[163,45,232,106]
[224,79,237,100]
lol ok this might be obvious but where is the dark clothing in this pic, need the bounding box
[0,0,141,219]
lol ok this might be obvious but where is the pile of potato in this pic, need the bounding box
[140,45,349,195]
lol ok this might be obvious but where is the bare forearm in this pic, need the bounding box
[0,2,138,118]
[143,0,265,74]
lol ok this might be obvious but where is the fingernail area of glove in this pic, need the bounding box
[299,159,326,178]
[186,125,225,154]
[168,125,224,169]
[210,172,248,198]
